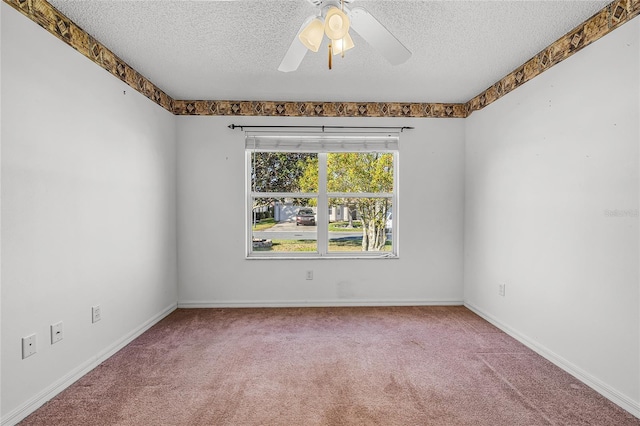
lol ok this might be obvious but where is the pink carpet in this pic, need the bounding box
[20,306,640,425]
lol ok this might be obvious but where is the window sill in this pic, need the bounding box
[246,254,399,260]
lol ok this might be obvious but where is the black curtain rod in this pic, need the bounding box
[228,124,414,132]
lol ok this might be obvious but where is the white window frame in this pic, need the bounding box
[246,132,399,259]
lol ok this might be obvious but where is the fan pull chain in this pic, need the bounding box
[328,43,333,70]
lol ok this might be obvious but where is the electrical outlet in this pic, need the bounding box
[51,321,63,344]
[498,284,506,297]
[306,270,313,280]
[22,334,37,359]
[92,305,101,323]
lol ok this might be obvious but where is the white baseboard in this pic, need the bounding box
[1,303,178,426]
[464,302,640,419]
[178,299,464,308]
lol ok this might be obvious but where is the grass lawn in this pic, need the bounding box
[252,218,277,231]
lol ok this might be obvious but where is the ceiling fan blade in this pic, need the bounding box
[348,7,411,66]
[278,16,315,72]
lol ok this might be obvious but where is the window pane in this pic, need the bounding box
[328,198,392,253]
[251,152,318,193]
[327,152,393,193]
[252,198,317,253]
[247,142,397,258]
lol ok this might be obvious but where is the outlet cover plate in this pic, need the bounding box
[22,334,37,359]
[51,322,63,344]
[92,305,101,323]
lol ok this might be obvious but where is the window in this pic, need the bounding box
[246,132,398,258]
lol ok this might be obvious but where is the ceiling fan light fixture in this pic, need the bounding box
[298,17,325,52]
[332,33,354,56]
[279,2,411,72]
[324,7,350,40]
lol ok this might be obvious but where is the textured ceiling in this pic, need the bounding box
[48,0,611,104]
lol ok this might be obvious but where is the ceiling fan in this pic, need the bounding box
[278,0,412,72]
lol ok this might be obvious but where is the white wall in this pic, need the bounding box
[3,0,638,421]
[177,116,465,306]
[464,18,640,415]
[1,4,178,423]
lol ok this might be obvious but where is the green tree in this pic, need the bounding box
[252,152,317,208]
[328,153,393,251]
[300,152,393,251]
[252,152,316,194]
[298,156,319,206]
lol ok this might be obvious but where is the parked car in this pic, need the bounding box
[296,208,316,226]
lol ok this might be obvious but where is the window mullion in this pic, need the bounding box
[246,150,253,256]
[317,153,328,255]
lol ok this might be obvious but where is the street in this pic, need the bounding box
[253,221,362,241]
